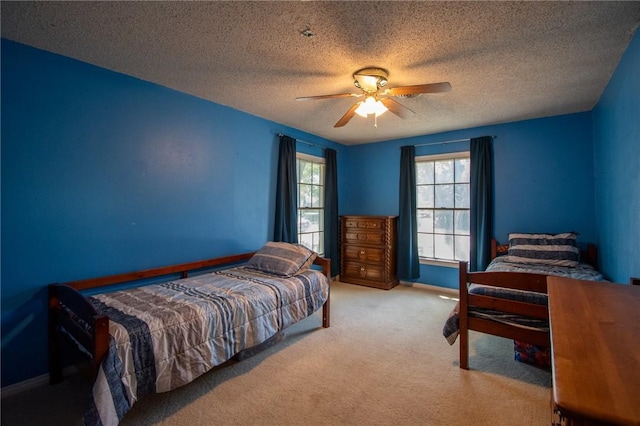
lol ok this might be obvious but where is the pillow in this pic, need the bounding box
[506,232,579,267]
[247,242,317,277]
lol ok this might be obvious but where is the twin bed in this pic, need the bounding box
[48,242,331,426]
[443,233,606,369]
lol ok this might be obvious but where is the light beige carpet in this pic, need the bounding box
[1,280,552,425]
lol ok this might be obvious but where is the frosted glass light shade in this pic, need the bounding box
[355,97,388,118]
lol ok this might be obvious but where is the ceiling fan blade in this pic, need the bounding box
[380,98,415,119]
[296,93,361,101]
[334,102,362,128]
[385,82,452,96]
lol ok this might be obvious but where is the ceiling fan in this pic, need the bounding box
[296,67,451,128]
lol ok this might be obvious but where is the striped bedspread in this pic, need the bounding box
[82,266,329,426]
[442,257,606,345]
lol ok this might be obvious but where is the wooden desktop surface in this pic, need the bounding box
[548,276,640,425]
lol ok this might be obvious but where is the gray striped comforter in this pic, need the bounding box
[83,266,329,426]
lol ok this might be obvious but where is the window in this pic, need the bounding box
[416,152,470,262]
[296,153,324,255]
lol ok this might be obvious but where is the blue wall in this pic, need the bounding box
[344,112,598,288]
[0,39,345,387]
[592,29,640,283]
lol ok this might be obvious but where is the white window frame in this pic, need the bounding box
[416,151,470,268]
[296,153,325,256]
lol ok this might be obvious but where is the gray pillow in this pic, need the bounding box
[247,242,318,277]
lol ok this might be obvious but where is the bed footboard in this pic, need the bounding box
[48,284,109,384]
[458,261,549,370]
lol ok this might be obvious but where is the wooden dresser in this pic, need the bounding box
[340,215,398,290]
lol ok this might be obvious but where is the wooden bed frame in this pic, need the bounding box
[458,239,597,370]
[48,252,331,384]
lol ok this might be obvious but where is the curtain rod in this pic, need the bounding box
[413,135,497,148]
[277,133,326,150]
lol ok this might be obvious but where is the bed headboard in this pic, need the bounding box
[490,238,598,268]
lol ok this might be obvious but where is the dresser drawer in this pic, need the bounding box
[344,245,385,263]
[343,217,387,231]
[343,230,385,245]
[342,261,384,281]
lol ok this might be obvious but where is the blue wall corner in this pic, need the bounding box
[592,28,640,283]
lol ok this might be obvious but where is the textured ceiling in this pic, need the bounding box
[2,1,639,145]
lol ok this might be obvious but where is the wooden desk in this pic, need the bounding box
[548,277,640,425]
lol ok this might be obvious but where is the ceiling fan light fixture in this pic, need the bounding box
[355,96,388,118]
[372,100,388,117]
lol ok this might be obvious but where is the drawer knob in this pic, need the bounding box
[359,266,367,277]
[360,250,366,255]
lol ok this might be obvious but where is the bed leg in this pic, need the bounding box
[460,327,469,370]
[459,262,469,370]
[319,258,331,328]
[49,333,63,384]
[322,296,330,328]
[48,286,63,384]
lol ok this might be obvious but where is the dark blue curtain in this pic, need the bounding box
[470,136,493,271]
[397,145,420,279]
[273,135,298,243]
[323,148,339,276]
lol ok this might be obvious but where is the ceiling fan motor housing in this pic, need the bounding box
[353,67,389,92]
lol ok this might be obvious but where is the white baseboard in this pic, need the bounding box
[399,280,459,296]
[1,367,75,399]
[335,275,458,296]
